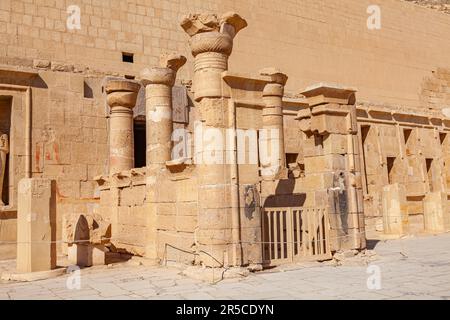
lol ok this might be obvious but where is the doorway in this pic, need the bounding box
[0,96,11,206]
[133,119,146,168]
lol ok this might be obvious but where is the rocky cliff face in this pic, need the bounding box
[403,0,450,14]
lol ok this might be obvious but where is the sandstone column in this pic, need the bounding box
[259,68,288,179]
[139,55,186,263]
[17,178,56,273]
[297,84,366,251]
[141,54,187,167]
[105,79,140,174]
[181,12,247,267]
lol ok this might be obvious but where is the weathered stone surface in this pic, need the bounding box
[16,178,56,273]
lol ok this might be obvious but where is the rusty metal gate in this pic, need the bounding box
[261,207,332,266]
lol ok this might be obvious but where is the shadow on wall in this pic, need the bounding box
[263,178,306,208]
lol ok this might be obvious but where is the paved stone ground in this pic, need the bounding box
[1,233,450,300]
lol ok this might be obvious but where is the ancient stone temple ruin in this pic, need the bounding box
[1,0,450,275]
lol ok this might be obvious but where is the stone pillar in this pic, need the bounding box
[141,54,187,167]
[297,84,366,251]
[181,12,247,267]
[424,191,450,233]
[259,68,288,179]
[105,79,140,174]
[17,178,56,273]
[382,183,409,235]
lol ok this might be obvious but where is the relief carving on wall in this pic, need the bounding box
[35,125,60,172]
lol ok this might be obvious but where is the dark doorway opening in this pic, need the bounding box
[386,157,396,185]
[403,128,412,145]
[0,96,12,206]
[285,153,298,168]
[361,125,371,193]
[426,158,434,192]
[134,120,146,168]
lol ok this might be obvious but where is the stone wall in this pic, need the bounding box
[420,68,450,109]
[1,0,450,108]
[357,103,450,235]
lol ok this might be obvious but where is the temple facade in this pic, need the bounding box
[1,1,450,273]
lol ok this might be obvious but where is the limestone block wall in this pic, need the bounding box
[420,68,450,109]
[1,0,450,108]
[97,168,199,265]
[0,66,109,259]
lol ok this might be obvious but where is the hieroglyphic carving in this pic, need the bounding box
[35,125,60,173]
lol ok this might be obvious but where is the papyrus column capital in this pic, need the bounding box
[140,54,187,87]
[260,68,288,97]
[105,79,140,110]
[180,12,247,57]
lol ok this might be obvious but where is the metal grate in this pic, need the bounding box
[262,207,331,266]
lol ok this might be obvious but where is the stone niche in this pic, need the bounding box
[0,69,36,260]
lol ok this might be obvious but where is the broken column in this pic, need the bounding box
[259,68,288,179]
[105,79,140,174]
[140,54,186,263]
[181,12,248,267]
[16,178,56,273]
[382,183,409,235]
[423,191,450,233]
[296,84,366,251]
[141,54,187,167]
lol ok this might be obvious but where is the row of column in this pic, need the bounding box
[105,55,186,175]
[104,12,289,267]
